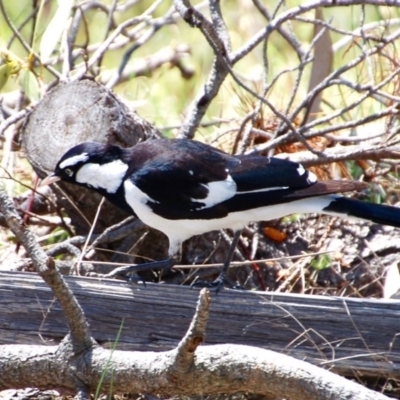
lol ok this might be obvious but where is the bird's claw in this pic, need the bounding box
[89,258,175,287]
[191,277,225,293]
[126,274,147,287]
[191,271,246,292]
[93,264,147,286]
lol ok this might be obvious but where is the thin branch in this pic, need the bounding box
[275,142,400,167]
[231,0,400,64]
[95,0,118,71]
[177,58,229,139]
[0,0,62,80]
[174,0,232,138]
[105,2,174,88]
[0,107,34,139]
[252,0,305,60]
[288,29,400,135]
[172,288,210,374]
[6,2,41,48]
[209,0,231,53]
[249,104,399,155]
[72,16,149,81]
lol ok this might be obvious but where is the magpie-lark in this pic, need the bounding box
[41,138,400,290]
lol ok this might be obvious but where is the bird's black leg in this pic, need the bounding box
[102,257,175,281]
[192,229,242,292]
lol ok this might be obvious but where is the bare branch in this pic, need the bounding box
[99,45,194,85]
[172,288,210,374]
[106,3,176,88]
[175,0,233,138]
[252,0,305,59]
[276,143,400,167]
[0,0,62,80]
[248,104,399,155]
[232,0,400,63]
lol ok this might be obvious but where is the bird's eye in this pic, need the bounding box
[64,168,73,177]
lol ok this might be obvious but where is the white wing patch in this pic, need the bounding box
[307,171,317,183]
[76,160,128,193]
[59,153,89,169]
[297,164,306,176]
[237,186,289,194]
[196,174,237,209]
[297,164,317,183]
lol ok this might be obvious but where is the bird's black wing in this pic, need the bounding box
[232,155,315,192]
[126,139,367,220]
[127,139,240,219]
[224,155,367,213]
[127,139,330,220]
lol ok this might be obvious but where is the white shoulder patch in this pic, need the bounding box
[297,164,317,184]
[196,174,237,209]
[297,165,306,176]
[59,153,89,169]
[76,160,128,193]
[307,171,317,183]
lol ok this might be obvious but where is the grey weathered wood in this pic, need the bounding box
[1,271,399,379]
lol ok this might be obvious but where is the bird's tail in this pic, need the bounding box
[323,196,400,228]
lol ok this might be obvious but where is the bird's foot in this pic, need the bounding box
[91,258,175,285]
[191,276,225,293]
[90,265,146,285]
[191,272,242,293]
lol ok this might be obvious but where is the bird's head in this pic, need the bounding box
[41,142,129,194]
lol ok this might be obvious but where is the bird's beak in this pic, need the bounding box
[40,174,61,187]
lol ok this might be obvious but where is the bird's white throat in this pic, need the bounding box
[76,160,128,193]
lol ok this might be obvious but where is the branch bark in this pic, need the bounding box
[1,342,390,400]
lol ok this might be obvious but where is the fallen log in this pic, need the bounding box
[1,271,399,379]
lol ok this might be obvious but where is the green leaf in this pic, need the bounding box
[19,69,41,102]
[39,0,75,63]
[0,53,22,92]
[0,63,12,92]
[310,254,332,271]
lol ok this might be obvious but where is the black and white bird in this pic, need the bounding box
[41,138,400,290]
